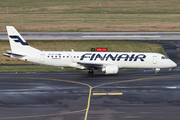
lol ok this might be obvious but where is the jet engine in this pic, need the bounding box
[102,65,119,74]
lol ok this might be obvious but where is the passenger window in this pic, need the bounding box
[67,56,69,58]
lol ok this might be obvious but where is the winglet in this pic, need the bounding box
[71,49,74,52]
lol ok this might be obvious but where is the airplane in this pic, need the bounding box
[3,26,177,76]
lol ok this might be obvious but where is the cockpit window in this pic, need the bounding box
[161,56,165,59]
[161,56,169,59]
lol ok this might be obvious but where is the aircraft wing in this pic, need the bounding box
[77,61,105,70]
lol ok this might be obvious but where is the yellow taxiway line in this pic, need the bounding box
[84,87,92,120]
[93,93,123,95]
[108,93,123,95]
[93,93,107,95]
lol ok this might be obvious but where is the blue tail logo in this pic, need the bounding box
[9,36,28,45]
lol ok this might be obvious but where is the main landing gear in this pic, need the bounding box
[88,70,94,76]
[154,68,160,76]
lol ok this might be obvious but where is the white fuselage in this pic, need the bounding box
[12,51,177,69]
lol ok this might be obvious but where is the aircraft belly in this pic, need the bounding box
[44,59,70,67]
[119,61,138,68]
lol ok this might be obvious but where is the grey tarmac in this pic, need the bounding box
[1,32,180,40]
[0,71,180,120]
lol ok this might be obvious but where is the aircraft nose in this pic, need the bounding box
[170,60,177,67]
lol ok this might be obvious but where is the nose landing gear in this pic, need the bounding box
[155,72,159,76]
[155,68,160,76]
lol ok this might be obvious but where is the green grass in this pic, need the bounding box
[0,66,135,72]
[1,0,180,14]
[0,0,180,32]
[0,66,77,72]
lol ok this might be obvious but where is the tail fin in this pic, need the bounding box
[6,26,40,53]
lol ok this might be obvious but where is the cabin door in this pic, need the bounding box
[152,56,157,64]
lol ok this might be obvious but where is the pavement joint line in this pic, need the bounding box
[122,90,127,92]
[142,90,147,92]
[43,92,49,93]
[73,91,79,93]
[132,90,137,92]
[53,91,59,93]
[83,91,88,93]
[34,92,39,93]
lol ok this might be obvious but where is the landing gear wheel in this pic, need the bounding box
[155,72,159,76]
[154,68,160,76]
[88,70,94,76]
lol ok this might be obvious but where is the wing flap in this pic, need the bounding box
[77,61,104,69]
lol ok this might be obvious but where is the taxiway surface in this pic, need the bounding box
[0,71,180,120]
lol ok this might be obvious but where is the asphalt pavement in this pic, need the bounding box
[0,71,180,120]
[1,32,180,40]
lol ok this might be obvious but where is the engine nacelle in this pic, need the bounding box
[102,65,119,74]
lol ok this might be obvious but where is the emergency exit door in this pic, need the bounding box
[40,54,45,62]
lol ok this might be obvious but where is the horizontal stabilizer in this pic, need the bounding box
[3,50,26,57]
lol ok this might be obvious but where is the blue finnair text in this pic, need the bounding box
[80,53,146,61]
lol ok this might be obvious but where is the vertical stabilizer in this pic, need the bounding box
[6,26,40,53]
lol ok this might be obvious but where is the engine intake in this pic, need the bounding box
[102,65,119,74]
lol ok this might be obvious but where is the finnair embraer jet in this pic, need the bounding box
[4,26,177,75]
